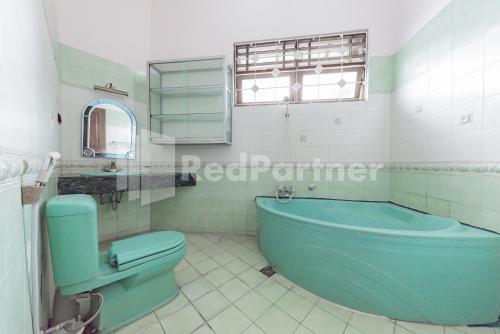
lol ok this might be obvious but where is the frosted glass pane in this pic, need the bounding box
[240,77,290,103]
[341,83,357,99]
[318,85,342,99]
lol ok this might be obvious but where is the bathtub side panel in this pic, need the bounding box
[257,206,500,325]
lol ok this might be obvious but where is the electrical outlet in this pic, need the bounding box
[334,117,342,125]
[299,134,308,143]
[461,112,473,125]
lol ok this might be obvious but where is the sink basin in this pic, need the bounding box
[80,171,142,177]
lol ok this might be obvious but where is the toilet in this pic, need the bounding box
[46,194,186,333]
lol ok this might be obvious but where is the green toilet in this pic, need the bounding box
[46,194,186,333]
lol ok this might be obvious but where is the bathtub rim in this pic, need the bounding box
[255,196,499,238]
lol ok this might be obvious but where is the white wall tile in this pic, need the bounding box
[483,94,500,129]
[482,127,500,161]
[484,61,500,97]
[453,39,484,80]
[485,25,500,66]
[453,70,484,107]
[451,131,482,162]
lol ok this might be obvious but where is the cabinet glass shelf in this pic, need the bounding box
[151,113,224,121]
[150,85,228,97]
[148,56,232,144]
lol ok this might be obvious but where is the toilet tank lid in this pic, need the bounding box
[47,195,97,217]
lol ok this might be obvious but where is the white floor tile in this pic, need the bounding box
[193,290,230,320]
[160,304,204,334]
[255,305,299,334]
[204,267,235,287]
[208,306,252,334]
[181,277,214,301]
[348,312,395,334]
[154,292,189,320]
[114,313,158,334]
[255,278,288,303]
[224,258,251,275]
[237,268,267,288]
[234,291,272,321]
[302,306,348,334]
[218,277,251,302]
[276,290,315,322]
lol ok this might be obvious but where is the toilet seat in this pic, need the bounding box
[109,231,186,271]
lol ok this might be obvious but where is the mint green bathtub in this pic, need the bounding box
[256,197,500,325]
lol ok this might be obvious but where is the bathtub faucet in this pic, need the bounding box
[276,184,294,199]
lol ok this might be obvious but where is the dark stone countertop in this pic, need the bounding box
[58,172,196,195]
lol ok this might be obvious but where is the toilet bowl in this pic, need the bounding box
[46,194,186,333]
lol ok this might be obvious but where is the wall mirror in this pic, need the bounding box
[81,99,136,159]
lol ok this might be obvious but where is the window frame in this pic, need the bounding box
[233,30,369,106]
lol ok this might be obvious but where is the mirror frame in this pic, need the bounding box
[81,98,137,159]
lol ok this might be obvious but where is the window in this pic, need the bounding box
[234,31,368,105]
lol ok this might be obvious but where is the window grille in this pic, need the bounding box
[234,31,368,105]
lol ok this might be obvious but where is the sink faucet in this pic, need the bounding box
[276,184,294,198]
[103,160,121,173]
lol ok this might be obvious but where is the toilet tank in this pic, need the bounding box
[47,195,99,288]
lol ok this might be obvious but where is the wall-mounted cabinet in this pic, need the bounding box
[148,56,232,144]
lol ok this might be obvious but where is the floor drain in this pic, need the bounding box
[260,265,276,277]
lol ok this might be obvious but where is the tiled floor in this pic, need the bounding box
[111,233,498,334]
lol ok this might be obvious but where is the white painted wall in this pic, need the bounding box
[54,0,151,71]
[52,0,452,69]
[0,0,60,332]
[0,1,60,154]
[150,0,397,59]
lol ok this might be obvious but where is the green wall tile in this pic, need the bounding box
[426,197,451,217]
[407,193,427,212]
[480,208,500,232]
[486,0,500,29]
[368,56,393,93]
[426,174,452,200]
[453,0,485,50]
[450,202,482,225]
[450,175,482,206]
[481,176,500,210]
[427,3,454,65]
[57,43,147,104]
